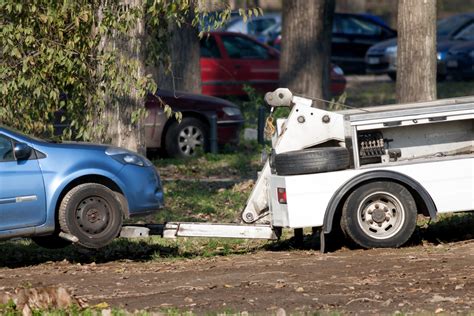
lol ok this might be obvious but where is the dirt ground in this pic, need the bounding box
[0,239,472,314]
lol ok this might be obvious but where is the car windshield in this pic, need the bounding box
[437,15,471,37]
[454,22,474,40]
[262,22,281,35]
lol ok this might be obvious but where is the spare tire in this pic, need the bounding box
[274,147,350,175]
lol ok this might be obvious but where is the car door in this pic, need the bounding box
[220,34,279,95]
[200,35,237,96]
[0,134,46,231]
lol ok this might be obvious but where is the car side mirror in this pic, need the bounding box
[14,143,32,160]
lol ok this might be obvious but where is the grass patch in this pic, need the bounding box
[0,303,151,315]
[153,141,265,180]
[153,179,253,223]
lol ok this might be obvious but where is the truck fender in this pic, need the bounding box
[323,170,438,234]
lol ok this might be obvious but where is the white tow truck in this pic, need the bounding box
[123,89,474,251]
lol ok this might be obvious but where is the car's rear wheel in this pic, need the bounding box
[165,117,208,158]
[59,183,123,249]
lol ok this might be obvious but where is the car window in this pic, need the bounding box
[200,37,221,58]
[248,18,276,34]
[221,35,269,59]
[334,15,382,36]
[454,22,474,41]
[437,15,471,37]
[226,19,245,33]
[0,135,14,162]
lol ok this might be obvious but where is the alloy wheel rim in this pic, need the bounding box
[178,126,203,156]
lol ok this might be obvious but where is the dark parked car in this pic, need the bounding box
[265,13,396,73]
[200,32,347,97]
[366,12,474,80]
[145,89,244,158]
[445,22,474,79]
[446,40,474,80]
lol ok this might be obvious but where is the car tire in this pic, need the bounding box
[388,73,396,81]
[31,234,72,249]
[273,147,350,175]
[340,181,417,249]
[58,183,123,249]
[165,117,208,158]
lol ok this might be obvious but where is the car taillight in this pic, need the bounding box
[277,188,287,204]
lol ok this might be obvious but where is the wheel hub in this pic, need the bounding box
[371,207,387,224]
[357,191,405,240]
[76,197,110,235]
[86,208,101,223]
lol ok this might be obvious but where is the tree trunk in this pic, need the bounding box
[157,1,201,93]
[396,0,437,103]
[336,0,366,13]
[99,0,147,154]
[279,0,335,108]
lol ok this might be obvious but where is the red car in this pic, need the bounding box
[200,32,346,97]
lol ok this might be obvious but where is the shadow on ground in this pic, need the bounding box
[0,239,179,269]
[1,213,472,268]
[265,212,474,252]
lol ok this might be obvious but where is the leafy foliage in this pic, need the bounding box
[1,0,259,143]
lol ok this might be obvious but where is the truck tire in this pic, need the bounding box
[340,181,417,249]
[273,147,350,175]
[165,117,208,158]
[59,183,123,249]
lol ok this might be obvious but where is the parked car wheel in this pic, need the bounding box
[165,117,208,158]
[340,181,417,249]
[273,147,350,175]
[59,183,123,249]
[31,234,72,249]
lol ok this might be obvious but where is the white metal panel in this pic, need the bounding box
[164,222,277,240]
[354,112,474,130]
[273,101,345,154]
[269,176,289,227]
[270,157,474,228]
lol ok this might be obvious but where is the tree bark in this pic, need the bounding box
[396,0,437,103]
[99,0,147,154]
[335,0,366,13]
[279,0,335,108]
[158,0,201,93]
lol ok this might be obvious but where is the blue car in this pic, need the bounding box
[446,41,474,80]
[0,126,164,249]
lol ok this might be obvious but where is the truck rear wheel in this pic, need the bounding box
[273,147,349,175]
[340,181,417,248]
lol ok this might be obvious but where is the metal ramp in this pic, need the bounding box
[120,223,278,240]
